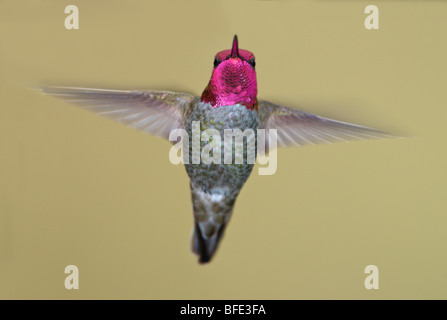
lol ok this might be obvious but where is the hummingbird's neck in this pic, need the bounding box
[201,75,258,111]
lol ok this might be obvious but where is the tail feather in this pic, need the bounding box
[190,185,237,264]
[192,221,228,263]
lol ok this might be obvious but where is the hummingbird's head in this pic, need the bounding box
[201,35,258,110]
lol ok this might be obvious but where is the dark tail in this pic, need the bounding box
[190,185,237,264]
[193,221,228,264]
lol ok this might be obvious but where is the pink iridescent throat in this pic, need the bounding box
[201,42,258,111]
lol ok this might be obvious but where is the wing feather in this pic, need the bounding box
[258,100,397,151]
[38,86,197,140]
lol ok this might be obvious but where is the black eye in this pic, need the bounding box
[247,58,256,68]
[213,58,221,68]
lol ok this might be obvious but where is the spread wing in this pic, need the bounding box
[38,86,196,140]
[258,100,396,151]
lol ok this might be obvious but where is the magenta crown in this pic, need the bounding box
[201,35,258,110]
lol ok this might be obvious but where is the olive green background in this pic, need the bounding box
[0,0,446,299]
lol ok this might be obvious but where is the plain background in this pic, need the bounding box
[0,0,446,299]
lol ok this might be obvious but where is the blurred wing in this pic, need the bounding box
[39,86,196,140]
[258,100,395,151]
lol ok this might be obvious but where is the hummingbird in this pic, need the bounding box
[39,35,392,263]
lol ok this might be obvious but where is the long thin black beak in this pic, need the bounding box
[231,35,240,58]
